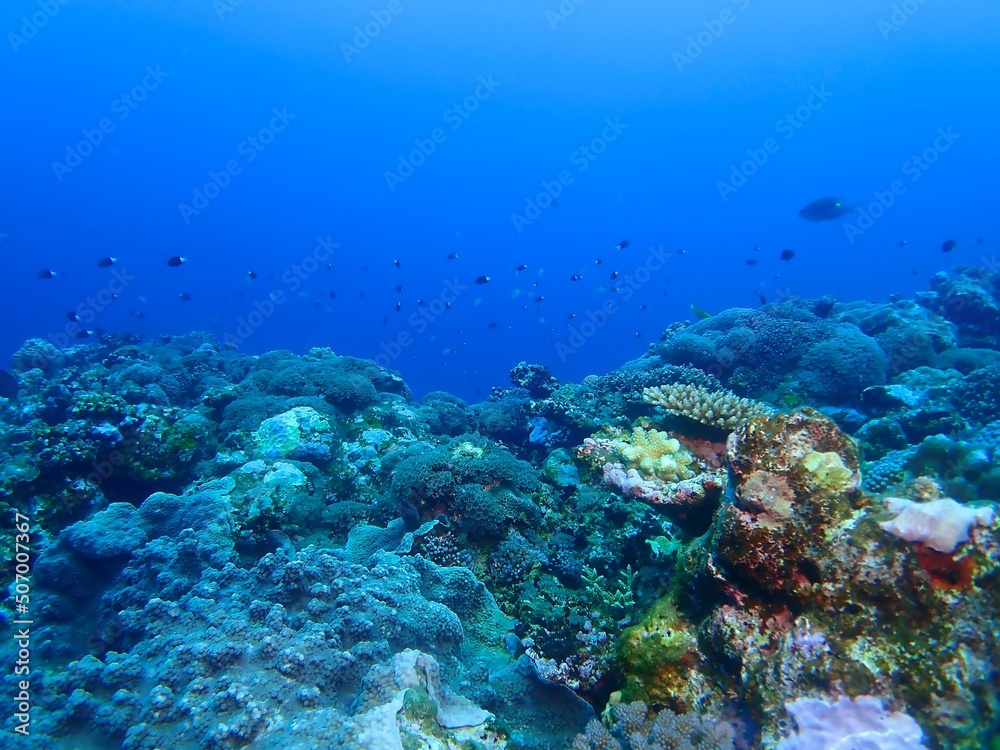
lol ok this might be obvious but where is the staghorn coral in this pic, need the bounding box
[572,700,736,750]
[642,384,771,431]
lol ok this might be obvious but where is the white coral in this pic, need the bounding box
[879,497,995,554]
[777,695,927,749]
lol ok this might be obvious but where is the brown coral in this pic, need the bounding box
[642,384,771,431]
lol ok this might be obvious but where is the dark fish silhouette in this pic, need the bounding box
[941,239,957,253]
[745,259,758,266]
[798,198,853,222]
[570,274,583,281]
[166,256,187,267]
[448,253,459,260]
[614,240,630,251]
[780,249,796,261]
[37,269,58,279]
[475,275,490,284]
[97,257,117,268]
[0,370,18,400]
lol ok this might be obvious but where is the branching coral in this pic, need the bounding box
[578,427,696,483]
[572,700,736,750]
[642,384,771,431]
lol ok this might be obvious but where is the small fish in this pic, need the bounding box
[247,270,258,280]
[475,275,490,284]
[37,269,58,279]
[395,301,401,312]
[488,322,498,329]
[678,248,686,255]
[67,311,80,322]
[178,292,192,301]
[758,291,767,305]
[798,197,853,222]
[166,256,187,267]
[941,239,957,253]
[97,256,118,268]
[73,329,95,339]
[745,259,759,266]
[639,304,647,310]
[448,253,459,260]
[595,258,602,265]
[614,240,630,251]
[394,259,401,268]
[976,237,985,244]
[752,246,761,252]
[570,274,583,281]
[690,303,712,319]
[534,295,544,302]
[0,370,18,400]
[898,240,907,247]
[568,313,576,319]
[609,270,619,280]
[780,249,795,261]
[329,291,336,298]
[418,299,426,307]
[395,284,404,292]
[516,264,528,272]
[635,331,641,339]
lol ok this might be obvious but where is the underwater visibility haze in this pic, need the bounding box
[1,0,1000,748]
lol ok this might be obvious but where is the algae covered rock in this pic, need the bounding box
[252,405,333,461]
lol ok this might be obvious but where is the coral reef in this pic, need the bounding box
[2,265,999,749]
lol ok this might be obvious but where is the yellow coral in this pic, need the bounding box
[618,427,695,482]
[802,450,854,490]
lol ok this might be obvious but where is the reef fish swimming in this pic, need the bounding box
[798,198,853,222]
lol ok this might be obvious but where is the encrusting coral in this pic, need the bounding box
[642,384,771,431]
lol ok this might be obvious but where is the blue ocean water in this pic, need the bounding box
[2,0,998,400]
[3,4,1000,749]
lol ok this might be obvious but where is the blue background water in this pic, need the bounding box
[2,0,998,400]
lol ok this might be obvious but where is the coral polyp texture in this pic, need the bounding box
[642,384,772,431]
[1,266,999,749]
